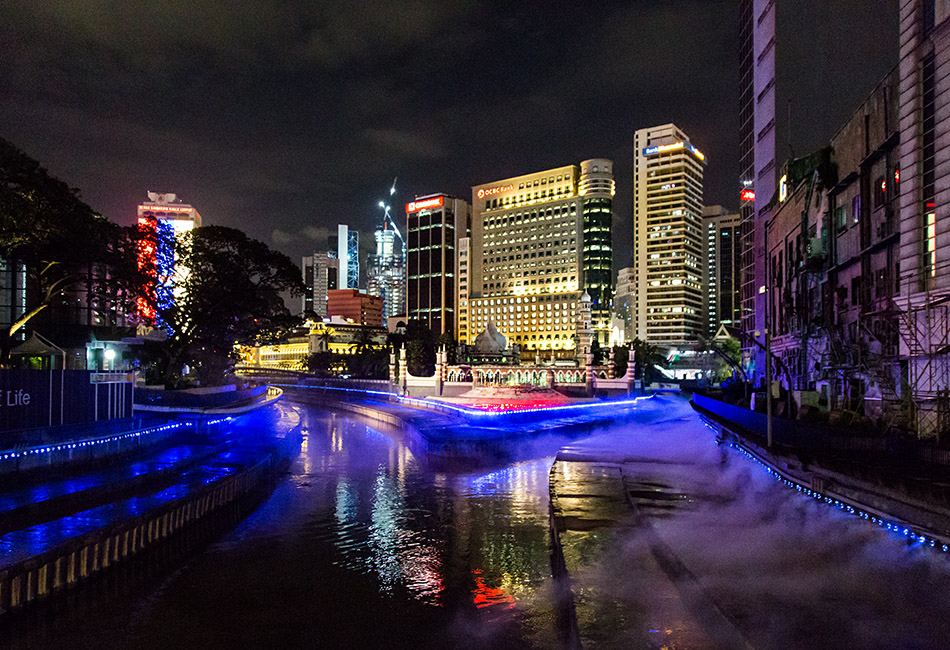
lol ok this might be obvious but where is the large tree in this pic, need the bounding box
[141,225,304,386]
[405,319,435,377]
[0,138,120,360]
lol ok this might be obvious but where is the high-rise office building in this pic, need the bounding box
[633,125,706,345]
[136,192,201,324]
[465,160,614,352]
[329,225,359,290]
[406,194,470,336]
[613,266,635,344]
[739,0,776,378]
[327,288,383,327]
[703,206,742,335]
[367,224,406,320]
[301,252,338,317]
[456,236,472,342]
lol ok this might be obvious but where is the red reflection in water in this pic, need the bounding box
[471,569,515,609]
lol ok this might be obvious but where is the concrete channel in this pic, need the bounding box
[0,420,299,619]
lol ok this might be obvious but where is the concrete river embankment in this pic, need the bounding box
[0,404,299,620]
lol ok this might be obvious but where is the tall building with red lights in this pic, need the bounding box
[406,194,470,336]
[136,192,201,324]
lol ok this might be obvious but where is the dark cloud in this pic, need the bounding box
[0,1,898,274]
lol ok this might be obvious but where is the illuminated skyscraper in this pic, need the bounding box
[330,224,359,290]
[465,160,614,353]
[406,194,470,335]
[367,225,406,320]
[301,252,339,317]
[633,124,706,345]
[136,192,201,324]
[702,205,741,335]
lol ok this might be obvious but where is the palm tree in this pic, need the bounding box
[315,325,334,353]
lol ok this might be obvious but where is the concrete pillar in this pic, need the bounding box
[437,346,445,396]
[608,346,615,380]
[585,346,595,397]
[399,345,407,396]
[389,349,396,384]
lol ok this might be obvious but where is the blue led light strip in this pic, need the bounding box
[271,383,655,419]
[0,417,233,462]
[728,438,949,554]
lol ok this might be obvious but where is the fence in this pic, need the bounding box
[0,370,133,434]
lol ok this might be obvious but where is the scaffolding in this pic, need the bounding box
[892,290,950,440]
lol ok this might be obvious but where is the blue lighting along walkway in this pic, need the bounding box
[0,406,297,585]
[276,383,655,460]
[0,444,204,517]
[548,396,950,649]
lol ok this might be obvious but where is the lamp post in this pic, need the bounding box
[755,328,773,448]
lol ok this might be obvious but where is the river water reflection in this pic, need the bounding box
[14,397,950,649]
[7,403,564,649]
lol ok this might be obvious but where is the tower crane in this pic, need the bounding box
[378,177,406,259]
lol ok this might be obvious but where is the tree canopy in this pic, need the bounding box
[0,137,119,357]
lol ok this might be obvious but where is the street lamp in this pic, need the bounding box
[754,328,772,448]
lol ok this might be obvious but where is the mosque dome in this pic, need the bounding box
[473,320,508,354]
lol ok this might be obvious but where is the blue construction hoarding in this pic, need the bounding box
[0,370,134,433]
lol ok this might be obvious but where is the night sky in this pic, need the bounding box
[1,1,897,273]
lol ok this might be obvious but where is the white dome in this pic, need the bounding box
[473,320,508,354]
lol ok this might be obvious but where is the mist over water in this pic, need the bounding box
[7,397,950,649]
[557,399,950,649]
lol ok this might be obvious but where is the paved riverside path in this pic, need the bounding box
[550,395,950,650]
[0,407,290,571]
[0,444,203,516]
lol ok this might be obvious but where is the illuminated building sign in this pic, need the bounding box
[642,141,705,162]
[137,205,195,214]
[779,174,788,202]
[740,189,755,202]
[476,184,514,199]
[406,196,444,213]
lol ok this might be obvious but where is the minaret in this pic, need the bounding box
[576,291,593,364]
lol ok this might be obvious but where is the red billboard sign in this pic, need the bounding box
[406,196,444,213]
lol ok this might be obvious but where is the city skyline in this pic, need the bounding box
[0,2,898,269]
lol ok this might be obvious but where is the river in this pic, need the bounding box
[7,397,950,649]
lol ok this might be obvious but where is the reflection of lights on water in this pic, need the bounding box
[335,479,357,526]
[329,425,345,454]
[300,433,312,474]
[364,454,443,604]
[461,461,553,600]
[472,569,516,609]
[467,462,548,521]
